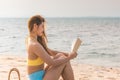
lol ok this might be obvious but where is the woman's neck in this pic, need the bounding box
[29,33,37,40]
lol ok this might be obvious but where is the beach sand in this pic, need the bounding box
[0,54,120,80]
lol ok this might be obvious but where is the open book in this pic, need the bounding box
[71,38,82,53]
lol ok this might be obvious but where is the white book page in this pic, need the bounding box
[71,38,81,53]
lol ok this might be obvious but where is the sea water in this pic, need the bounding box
[0,17,120,67]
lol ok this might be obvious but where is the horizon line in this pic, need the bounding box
[0,16,120,18]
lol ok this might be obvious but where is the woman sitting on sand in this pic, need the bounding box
[26,15,78,80]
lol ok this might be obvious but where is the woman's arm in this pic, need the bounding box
[29,42,77,67]
[47,48,69,57]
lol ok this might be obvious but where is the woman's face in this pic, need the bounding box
[37,22,44,36]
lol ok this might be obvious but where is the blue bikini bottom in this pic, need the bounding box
[28,70,45,80]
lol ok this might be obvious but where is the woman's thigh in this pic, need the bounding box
[43,54,67,80]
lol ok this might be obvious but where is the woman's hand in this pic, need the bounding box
[68,52,77,59]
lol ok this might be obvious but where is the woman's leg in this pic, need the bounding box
[43,55,67,80]
[43,53,75,80]
[61,62,75,80]
[56,53,75,80]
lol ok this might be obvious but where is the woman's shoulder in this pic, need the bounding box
[29,40,43,49]
[29,41,39,47]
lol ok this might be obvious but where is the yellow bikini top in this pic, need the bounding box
[27,57,44,66]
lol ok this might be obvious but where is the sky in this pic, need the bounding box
[0,0,120,18]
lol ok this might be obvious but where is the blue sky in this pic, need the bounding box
[0,0,120,18]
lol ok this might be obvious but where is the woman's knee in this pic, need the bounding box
[53,53,66,59]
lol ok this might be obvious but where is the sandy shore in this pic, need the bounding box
[0,54,120,80]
